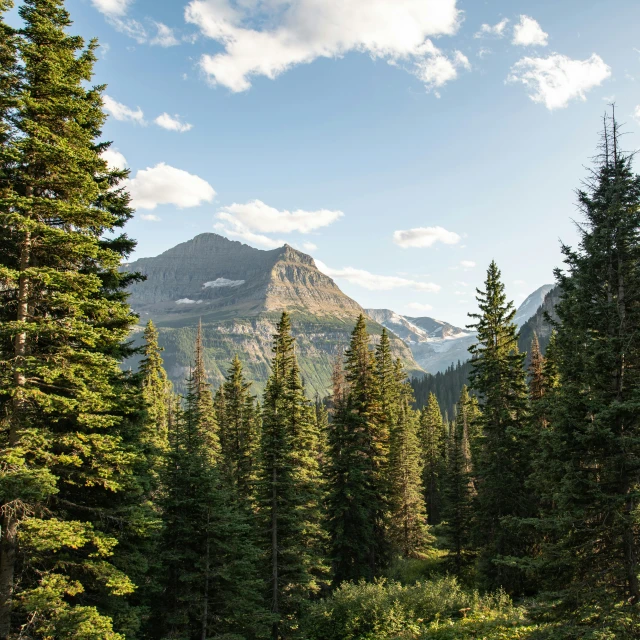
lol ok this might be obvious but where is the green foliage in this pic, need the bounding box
[468,261,534,594]
[302,577,536,640]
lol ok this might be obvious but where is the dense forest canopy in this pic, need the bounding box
[1,2,640,639]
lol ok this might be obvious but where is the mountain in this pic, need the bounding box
[514,284,555,327]
[366,309,476,374]
[124,233,423,395]
[518,285,562,357]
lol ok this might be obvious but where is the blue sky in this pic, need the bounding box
[12,0,640,326]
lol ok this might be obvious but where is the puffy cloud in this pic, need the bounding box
[474,18,509,39]
[634,105,640,124]
[91,0,131,17]
[140,213,161,221]
[393,225,461,248]
[155,113,193,132]
[512,15,548,47]
[215,224,285,249]
[302,242,318,251]
[316,260,440,292]
[150,22,180,47]
[407,302,434,312]
[460,260,476,268]
[101,148,128,170]
[217,199,343,234]
[103,95,145,124]
[125,163,216,210]
[185,0,463,92]
[412,45,470,95]
[508,53,611,110]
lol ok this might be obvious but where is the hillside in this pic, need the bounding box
[125,234,423,394]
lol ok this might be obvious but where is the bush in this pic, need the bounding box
[302,577,538,640]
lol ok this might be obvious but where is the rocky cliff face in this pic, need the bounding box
[125,234,422,395]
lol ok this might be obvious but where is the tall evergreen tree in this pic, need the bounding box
[388,360,433,558]
[218,354,260,503]
[538,113,640,628]
[327,315,388,584]
[467,261,533,594]
[0,1,146,635]
[418,393,446,525]
[528,333,545,403]
[257,312,327,639]
[157,338,266,640]
[442,386,479,576]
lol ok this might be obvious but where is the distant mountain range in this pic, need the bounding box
[124,233,556,394]
[365,309,476,374]
[125,233,422,395]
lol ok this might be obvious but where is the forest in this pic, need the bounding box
[1,1,640,639]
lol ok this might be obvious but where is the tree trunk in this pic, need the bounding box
[271,464,279,640]
[0,231,31,638]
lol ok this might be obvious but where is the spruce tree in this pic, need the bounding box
[418,393,446,525]
[528,333,545,403]
[327,315,388,584]
[388,360,433,558]
[218,354,260,503]
[442,386,479,576]
[467,261,533,594]
[0,1,144,635]
[157,339,266,639]
[257,312,327,639]
[539,113,640,627]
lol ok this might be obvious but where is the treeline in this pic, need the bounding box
[2,2,640,639]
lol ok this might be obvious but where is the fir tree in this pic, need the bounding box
[467,261,533,594]
[528,333,545,403]
[442,386,479,576]
[418,393,447,525]
[257,312,327,639]
[327,315,388,584]
[388,360,433,558]
[0,1,144,634]
[538,112,640,627]
[218,354,260,503]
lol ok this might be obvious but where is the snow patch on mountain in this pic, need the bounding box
[203,278,246,288]
[176,298,202,304]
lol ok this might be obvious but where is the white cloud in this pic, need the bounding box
[302,242,318,251]
[393,225,461,248]
[455,280,469,287]
[155,113,193,132]
[185,0,463,93]
[150,22,180,47]
[203,278,245,288]
[508,53,611,110]
[91,0,131,17]
[512,16,548,47]
[125,163,216,210]
[634,105,640,124]
[101,148,128,170]
[316,260,440,292]
[412,44,470,95]
[514,279,526,285]
[461,260,476,268]
[407,302,434,312]
[474,18,509,39]
[140,213,161,221]
[217,199,343,234]
[103,95,145,124]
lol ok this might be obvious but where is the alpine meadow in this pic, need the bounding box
[2,0,640,639]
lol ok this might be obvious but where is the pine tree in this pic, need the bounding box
[257,312,327,639]
[388,360,433,558]
[418,393,446,525]
[538,113,640,628]
[442,386,479,576]
[0,1,145,635]
[157,340,266,639]
[528,333,545,403]
[218,354,260,503]
[467,261,533,594]
[327,315,389,584]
